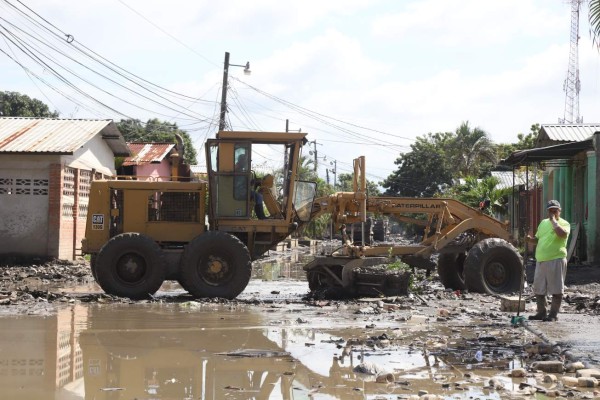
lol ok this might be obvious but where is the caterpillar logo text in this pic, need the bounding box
[405,203,442,209]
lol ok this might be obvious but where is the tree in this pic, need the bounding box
[296,155,317,181]
[448,121,497,178]
[495,124,539,161]
[590,0,600,47]
[117,118,198,165]
[446,175,511,217]
[0,91,59,118]
[337,173,381,196]
[382,131,455,197]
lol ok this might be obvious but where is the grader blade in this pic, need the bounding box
[304,256,410,298]
[400,254,436,271]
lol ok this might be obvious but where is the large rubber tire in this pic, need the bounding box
[94,233,166,299]
[180,231,252,299]
[436,252,467,290]
[90,254,98,281]
[372,220,386,242]
[463,238,523,294]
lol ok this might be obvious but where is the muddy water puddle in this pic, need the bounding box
[0,300,542,400]
[3,247,596,398]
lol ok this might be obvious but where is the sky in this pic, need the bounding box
[2,0,600,183]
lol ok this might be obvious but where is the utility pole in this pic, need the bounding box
[308,140,318,172]
[331,160,337,188]
[219,52,251,131]
[218,52,230,131]
[285,119,301,133]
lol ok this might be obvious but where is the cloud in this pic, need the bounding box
[371,0,567,47]
[4,0,598,178]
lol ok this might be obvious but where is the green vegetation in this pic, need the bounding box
[0,91,59,118]
[446,176,511,216]
[386,247,415,291]
[381,121,538,203]
[117,118,198,165]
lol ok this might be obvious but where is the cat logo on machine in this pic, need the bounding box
[92,214,104,230]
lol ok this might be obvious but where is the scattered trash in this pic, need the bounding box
[217,349,291,358]
[531,360,565,373]
[475,350,483,362]
[509,368,527,377]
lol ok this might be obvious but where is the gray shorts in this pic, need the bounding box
[533,258,567,295]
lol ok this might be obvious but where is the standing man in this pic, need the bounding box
[526,200,570,322]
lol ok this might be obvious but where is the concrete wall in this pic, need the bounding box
[64,134,117,177]
[0,132,118,260]
[136,160,171,181]
[0,155,55,258]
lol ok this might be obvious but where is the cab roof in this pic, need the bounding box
[216,130,307,144]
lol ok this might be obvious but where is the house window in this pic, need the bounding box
[63,167,76,197]
[0,177,48,195]
[15,178,31,195]
[0,178,13,194]
[33,179,49,195]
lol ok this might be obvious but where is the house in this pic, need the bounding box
[0,117,129,261]
[118,140,190,181]
[503,124,600,264]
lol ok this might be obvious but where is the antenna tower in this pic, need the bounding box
[560,0,583,124]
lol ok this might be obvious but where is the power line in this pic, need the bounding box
[1,29,61,114]
[233,78,415,142]
[1,0,219,124]
[0,20,214,121]
[4,0,208,102]
[115,0,218,68]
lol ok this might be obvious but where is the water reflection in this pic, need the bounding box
[0,305,88,400]
[251,244,318,281]
[0,302,526,400]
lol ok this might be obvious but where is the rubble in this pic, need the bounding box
[1,254,600,398]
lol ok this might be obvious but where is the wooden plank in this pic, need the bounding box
[567,222,580,261]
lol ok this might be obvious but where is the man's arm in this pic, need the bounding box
[526,235,538,244]
[550,215,568,238]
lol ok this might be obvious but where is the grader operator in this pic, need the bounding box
[82,130,522,300]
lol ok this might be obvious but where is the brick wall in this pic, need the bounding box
[47,164,62,259]
[47,165,93,260]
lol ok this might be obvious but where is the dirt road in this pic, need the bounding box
[0,257,599,399]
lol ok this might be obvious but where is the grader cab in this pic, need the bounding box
[82,131,522,300]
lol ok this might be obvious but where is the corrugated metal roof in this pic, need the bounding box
[491,170,542,190]
[0,117,129,155]
[491,171,525,189]
[122,142,175,166]
[190,165,206,174]
[538,124,600,145]
[503,139,593,166]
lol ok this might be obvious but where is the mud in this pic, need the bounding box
[1,247,600,399]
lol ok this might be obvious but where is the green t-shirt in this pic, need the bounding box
[535,218,570,262]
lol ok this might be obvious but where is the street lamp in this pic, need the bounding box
[219,51,251,131]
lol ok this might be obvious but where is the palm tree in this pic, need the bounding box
[449,176,510,217]
[296,155,317,181]
[451,122,498,178]
[590,0,600,47]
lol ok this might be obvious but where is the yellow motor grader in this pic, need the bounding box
[82,130,522,300]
